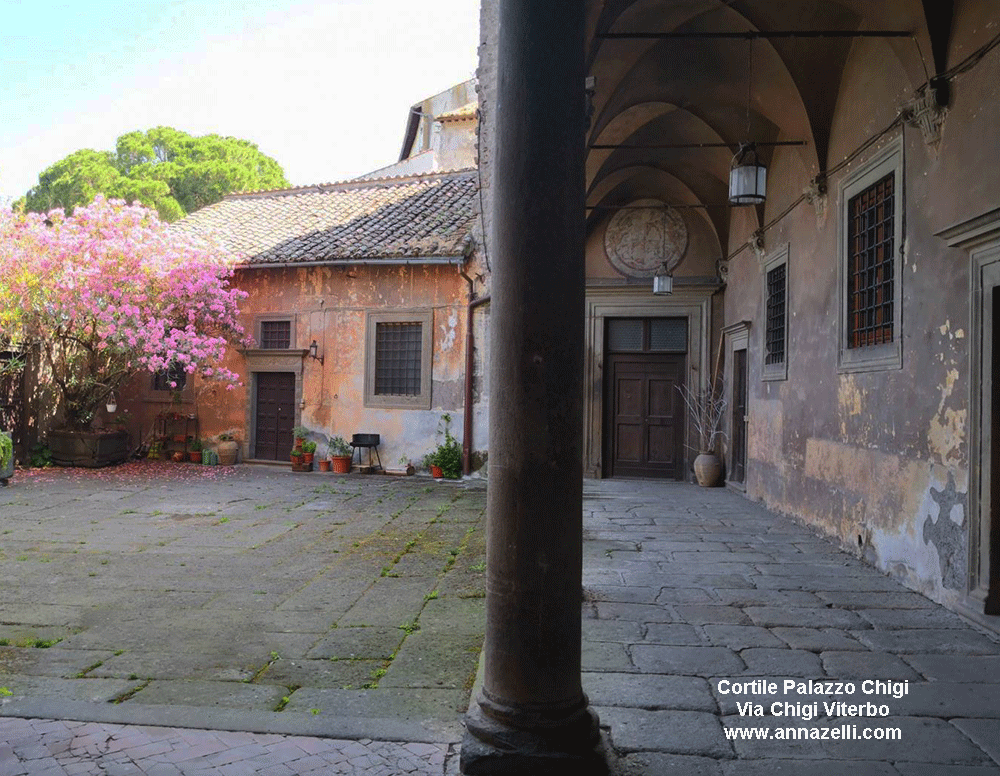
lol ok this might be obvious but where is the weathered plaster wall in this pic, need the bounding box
[724,19,998,607]
[122,256,490,471]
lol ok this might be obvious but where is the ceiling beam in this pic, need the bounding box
[589,141,806,150]
[597,30,912,41]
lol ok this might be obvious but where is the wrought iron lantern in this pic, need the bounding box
[729,142,767,205]
[308,339,324,365]
[653,263,674,295]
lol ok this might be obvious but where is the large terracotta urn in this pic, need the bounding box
[217,439,239,466]
[693,452,722,487]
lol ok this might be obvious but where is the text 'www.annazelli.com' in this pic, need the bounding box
[725,725,902,741]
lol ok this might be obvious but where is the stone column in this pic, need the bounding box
[461,1,603,773]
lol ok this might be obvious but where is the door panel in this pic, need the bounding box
[254,372,295,461]
[731,348,748,484]
[606,354,685,479]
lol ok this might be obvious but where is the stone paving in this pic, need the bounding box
[3,470,1000,774]
[582,480,1000,775]
[0,463,486,747]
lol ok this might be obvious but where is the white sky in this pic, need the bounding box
[0,0,480,203]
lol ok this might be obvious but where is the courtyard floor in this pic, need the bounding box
[1,466,999,774]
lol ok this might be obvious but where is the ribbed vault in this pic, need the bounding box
[584,0,944,258]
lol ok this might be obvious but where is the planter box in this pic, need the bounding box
[49,429,129,468]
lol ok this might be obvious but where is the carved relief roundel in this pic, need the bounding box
[604,199,688,278]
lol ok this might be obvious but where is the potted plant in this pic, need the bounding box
[425,414,461,479]
[329,436,353,474]
[172,451,186,463]
[302,440,317,465]
[293,425,310,450]
[676,383,727,487]
[290,447,304,466]
[188,438,203,464]
[0,431,13,486]
[216,433,239,466]
[317,456,331,472]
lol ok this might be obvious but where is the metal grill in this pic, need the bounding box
[848,172,895,348]
[608,318,687,353]
[152,362,187,391]
[375,322,422,396]
[649,318,687,352]
[765,263,786,365]
[261,320,291,349]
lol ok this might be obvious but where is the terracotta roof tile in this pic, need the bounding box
[173,170,478,265]
[437,101,478,122]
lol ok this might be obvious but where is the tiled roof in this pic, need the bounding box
[437,102,477,122]
[174,170,478,265]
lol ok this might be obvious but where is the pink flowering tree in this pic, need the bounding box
[0,196,248,430]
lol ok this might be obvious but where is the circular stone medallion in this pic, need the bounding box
[604,199,688,278]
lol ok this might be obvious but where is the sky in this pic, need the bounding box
[0,0,480,203]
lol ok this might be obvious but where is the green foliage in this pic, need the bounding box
[0,432,12,470]
[424,413,462,478]
[188,438,203,452]
[29,443,52,468]
[23,127,288,222]
[329,436,352,457]
[302,440,317,454]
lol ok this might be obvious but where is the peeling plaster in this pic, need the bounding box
[837,375,863,439]
[921,472,968,590]
[928,368,966,466]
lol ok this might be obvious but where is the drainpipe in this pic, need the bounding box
[461,269,490,475]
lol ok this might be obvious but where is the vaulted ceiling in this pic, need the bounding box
[584,0,952,257]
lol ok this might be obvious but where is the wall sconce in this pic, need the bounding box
[653,264,673,295]
[308,340,324,366]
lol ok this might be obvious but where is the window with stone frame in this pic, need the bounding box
[259,319,292,350]
[762,245,789,381]
[838,137,903,373]
[364,310,433,409]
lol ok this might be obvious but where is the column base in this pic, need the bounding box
[461,694,607,775]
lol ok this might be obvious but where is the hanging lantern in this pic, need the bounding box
[652,263,673,295]
[729,143,767,205]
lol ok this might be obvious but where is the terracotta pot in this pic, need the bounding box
[318,458,331,472]
[693,452,722,487]
[172,451,186,463]
[217,440,239,466]
[303,452,314,464]
[430,464,444,479]
[291,454,303,465]
[331,455,352,474]
[189,451,202,464]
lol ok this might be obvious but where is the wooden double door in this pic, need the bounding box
[605,352,685,479]
[254,372,295,461]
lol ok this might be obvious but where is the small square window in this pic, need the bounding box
[260,320,292,349]
[152,361,187,392]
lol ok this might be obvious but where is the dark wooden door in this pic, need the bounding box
[731,348,748,484]
[606,353,685,479]
[254,372,295,461]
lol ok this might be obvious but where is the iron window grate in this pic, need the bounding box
[847,172,895,348]
[261,320,292,350]
[375,322,422,396]
[765,262,786,365]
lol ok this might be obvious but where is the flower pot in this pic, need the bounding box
[290,454,303,465]
[318,458,331,472]
[694,452,722,487]
[430,464,444,479]
[217,440,239,466]
[303,452,314,465]
[331,455,352,474]
[172,451,186,463]
[189,451,202,463]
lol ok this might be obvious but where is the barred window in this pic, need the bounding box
[260,320,292,350]
[374,322,422,396]
[765,263,786,365]
[847,172,895,349]
[365,310,433,409]
[152,361,187,391]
